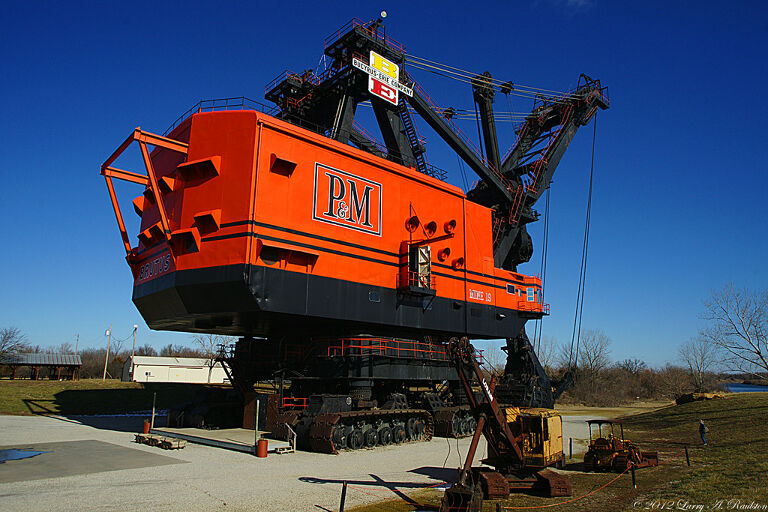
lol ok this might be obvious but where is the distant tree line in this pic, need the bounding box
[0,328,235,379]
[481,327,725,407]
[512,283,768,406]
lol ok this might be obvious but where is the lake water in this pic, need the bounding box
[724,383,768,393]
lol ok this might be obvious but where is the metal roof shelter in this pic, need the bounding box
[1,353,82,380]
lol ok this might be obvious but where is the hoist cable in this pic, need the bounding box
[534,187,551,351]
[456,154,470,192]
[568,114,598,369]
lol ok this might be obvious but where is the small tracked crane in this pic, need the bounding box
[441,338,571,512]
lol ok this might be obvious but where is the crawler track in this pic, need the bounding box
[277,409,434,453]
[433,406,477,438]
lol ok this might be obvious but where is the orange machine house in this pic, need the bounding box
[104,109,545,341]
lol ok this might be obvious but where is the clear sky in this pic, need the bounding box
[1,1,766,366]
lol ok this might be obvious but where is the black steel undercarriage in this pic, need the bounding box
[209,326,570,450]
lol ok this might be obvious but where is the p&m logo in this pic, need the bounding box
[312,163,382,236]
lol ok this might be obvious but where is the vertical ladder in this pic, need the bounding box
[397,100,429,174]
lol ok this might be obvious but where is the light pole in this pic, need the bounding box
[131,325,138,359]
[130,324,138,382]
[102,326,112,381]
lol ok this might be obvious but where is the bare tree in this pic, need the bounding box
[535,335,558,374]
[159,343,202,358]
[192,334,236,360]
[135,344,158,356]
[1,327,29,358]
[618,358,647,375]
[577,329,612,394]
[555,342,575,371]
[192,334,237,383]
[481,344,506,376]
[658,364,693,399]
[701,284,768,375]
[679,336,718,392]
[47,343,74,354]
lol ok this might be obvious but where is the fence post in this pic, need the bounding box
[150,392,157,430]
[685,446,690,466]
[253,398,260,455]
[569,437,573,460]
[339,481,348,512]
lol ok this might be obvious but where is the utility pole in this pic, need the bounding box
[103,325,112,381]
[131,324,138,382]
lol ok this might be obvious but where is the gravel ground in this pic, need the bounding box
[0,413,602,511]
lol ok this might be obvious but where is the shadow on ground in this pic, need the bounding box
[301,470,448,510]
[20,384,238,433]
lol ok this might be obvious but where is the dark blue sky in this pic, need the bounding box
[1,1,766,365]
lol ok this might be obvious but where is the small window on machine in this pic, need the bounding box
[527,287,534,302]
[506,283,515,294]
[409,245,432,289]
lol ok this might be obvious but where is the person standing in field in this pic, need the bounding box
[699,419,708,446]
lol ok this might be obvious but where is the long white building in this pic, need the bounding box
[121,356,230,384]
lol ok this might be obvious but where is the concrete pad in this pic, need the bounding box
[0,440,185,483]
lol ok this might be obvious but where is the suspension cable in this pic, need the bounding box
[356,101,529,122]
[405,54,570,96]
[405,61,569,105]
[473,99,484,159]
[568,114,598,369]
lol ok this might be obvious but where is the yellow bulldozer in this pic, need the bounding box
[583,419,659,471]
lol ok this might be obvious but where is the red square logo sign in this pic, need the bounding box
[312,163,382,236]
[370,79,398,105]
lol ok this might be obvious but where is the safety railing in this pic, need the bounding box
[516,300,550,315]
[282,397,308,410]
[406,271,436,291]
[324,18,406,54]
[327,338,449,361]
[325,337,485,365]
[264,70,303,94]
[164,97,278,135]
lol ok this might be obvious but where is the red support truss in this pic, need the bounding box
[100,128,188,261]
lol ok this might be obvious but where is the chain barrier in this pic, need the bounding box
[501,465,631,510]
